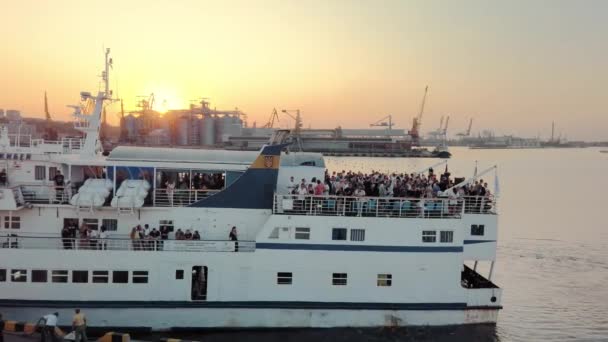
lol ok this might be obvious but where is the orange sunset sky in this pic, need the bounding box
[0,0,607,140]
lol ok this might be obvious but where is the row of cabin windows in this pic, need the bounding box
[270,227,366,242]
[332,228,365,242]
[0,217,172,232]
[278,225,486,243]
[34,166,59,181]
[0,269,148,284]
[276,272,392,287]
[0,153,31,161]
[422,230,454,243]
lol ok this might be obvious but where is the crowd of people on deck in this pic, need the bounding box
[287,167,492,200]
[59,223,240,252]
[161,172,225,192]
[60,223,108,250]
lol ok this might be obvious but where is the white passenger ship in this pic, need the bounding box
[0,50,502,330]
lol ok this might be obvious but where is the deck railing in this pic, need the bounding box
[273,194,496,218]
[0,236,254,252]
[15,185,220,208]
[152,189,219,207]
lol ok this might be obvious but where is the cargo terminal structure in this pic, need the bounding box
[118,96,450,158]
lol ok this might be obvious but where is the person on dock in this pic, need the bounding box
[72,309,87,342]
[41,312,59,342]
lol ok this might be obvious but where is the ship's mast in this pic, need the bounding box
[74,48,114,157]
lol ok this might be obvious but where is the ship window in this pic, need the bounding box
[112,271,129,283]
[48,167,58,181]
[176,270,184,280]
[332,273,347,286]
[422,230,436,243]
[0,269,6,282]
[4,216,20,229]
[72,271,88,283]
[32,270,48,283]
[10,269,27,282]
[471,224,485,236]
[440,231,454,243]
[332,228,347,241]
[377,274,392,287]
[350,229,365,241]
[82,218,98,230]
[92,271,109,283]
[132,271,148,284]
[268,227,279,239]
[277,272,292,285]
[159,220,174,233]
[51,270,68,283]
[295,227,310,240]
[35,166,46,180]
[102,219,118,232]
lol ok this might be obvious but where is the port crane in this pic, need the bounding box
[43,91,58,140]
[370,115,394,131]
[262,108,281,128]
[456,118,473,137]
[409,86,428,146]
[281,109,304,151]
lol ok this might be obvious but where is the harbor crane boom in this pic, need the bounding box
[456,118,473,137]
[370,115,394,130]
[409,85,428,146]
[263,108,281,128]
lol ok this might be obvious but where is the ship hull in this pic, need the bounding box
[0,304,500,330]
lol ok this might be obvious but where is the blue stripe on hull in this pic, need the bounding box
[256,243,463,253]
[0,300,501,310]
[463,240,496,245]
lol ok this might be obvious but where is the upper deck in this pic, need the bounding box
[273,194,496,218]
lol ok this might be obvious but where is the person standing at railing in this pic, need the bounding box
[130,227,140,251]
[54,170,65,203]
[159,225,169,250]
[229,226,238,252]
[193,230,201,240]
[149,227,160,250]
[98,226,108,250]
[165,180,175,207]
[61,226,72,249]
[0,168,7,187]
[88,228,98,250]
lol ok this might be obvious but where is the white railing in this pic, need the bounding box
[19,184,75,204]
[8,135,84,154]
[273,194,496,218]
[152,189,219,207]
[0,236,255,252]
[17,185,220,208]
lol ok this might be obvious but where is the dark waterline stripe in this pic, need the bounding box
[255,243,463,252]
[0,300,500,311]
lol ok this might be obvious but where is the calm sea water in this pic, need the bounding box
[145,147,608,342]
